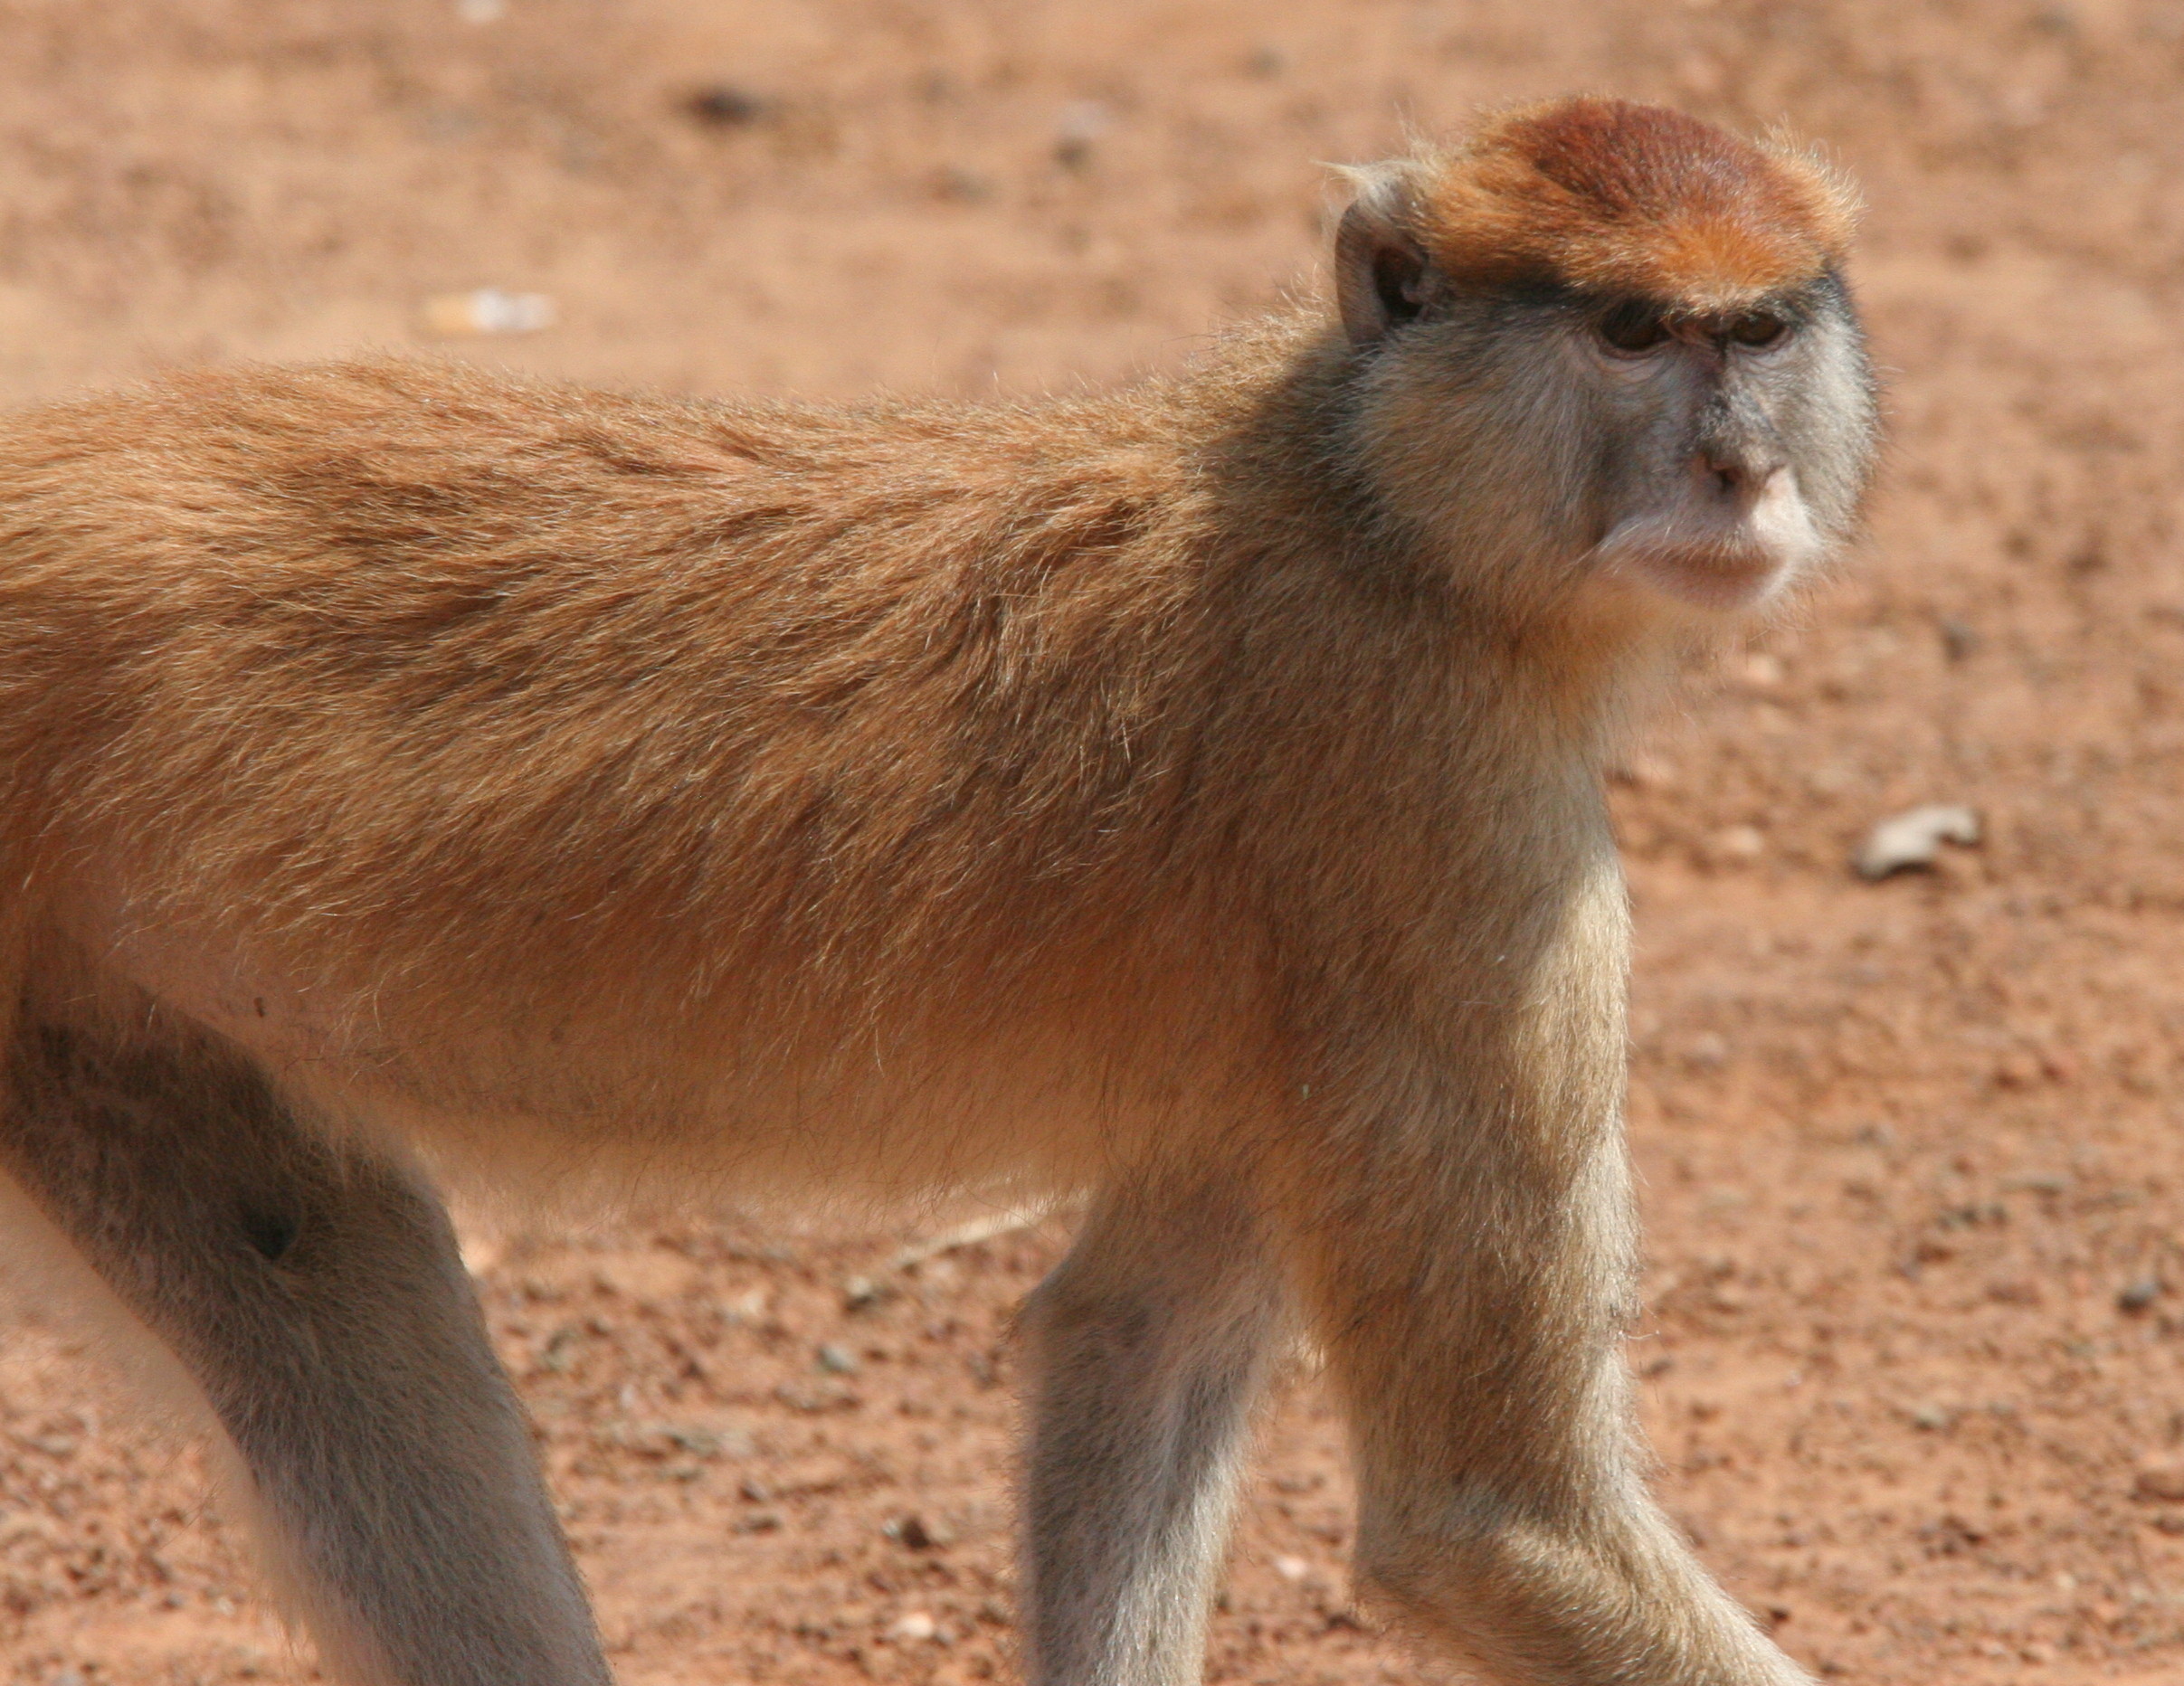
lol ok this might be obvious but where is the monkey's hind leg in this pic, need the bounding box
[1017,1176,1287,1686]
[0,1000,610,1686]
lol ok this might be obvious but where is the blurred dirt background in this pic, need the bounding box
[4,1,2184,1682]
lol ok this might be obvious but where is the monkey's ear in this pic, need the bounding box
[1333,163,1433,349]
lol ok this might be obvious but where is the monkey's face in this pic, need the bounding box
[1562,275,1877,613]
[1341,272,1878,622]
[1331,110,1881,629]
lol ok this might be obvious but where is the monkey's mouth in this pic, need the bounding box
[1591,471,1819,613]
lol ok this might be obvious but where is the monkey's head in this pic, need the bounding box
[1333,98,1877,622]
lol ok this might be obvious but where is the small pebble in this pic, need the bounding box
[419,288,556,337]
[890,1512,953,1550]
[2133,1457,2184,1502]
[1853,803,1980,880]
[1711,824,1765,864]
[1911,1404,1952,1432]
[1054,100,1111,168]
[683,83,768,128]
[2119,1278,2161,1312]
[888,1610,939,1643]
[930,165,996,204]
[1273,1554,1310,1581]
[1683,1032,1730,1071]
[816,1342,860,1375]
[841,1274,884,1312]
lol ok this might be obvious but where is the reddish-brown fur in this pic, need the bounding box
[0,347,1331,1204]
[0,99,1877,1686]
[1414,97,1858,307]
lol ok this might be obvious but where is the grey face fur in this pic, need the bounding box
[1336,202,1878,625]
[1572,273,1877,612]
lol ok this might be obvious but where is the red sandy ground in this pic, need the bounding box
[5,2,2184,1682]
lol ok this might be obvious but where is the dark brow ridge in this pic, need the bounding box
[1471,270,1843,329]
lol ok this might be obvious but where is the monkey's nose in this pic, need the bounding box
[1695,449,1782,502]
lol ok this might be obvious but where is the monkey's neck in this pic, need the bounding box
[1178,312,1681,768]
[1139,318,1680,1007]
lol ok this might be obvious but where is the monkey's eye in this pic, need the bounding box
[1596,300,1670,355]
[1726,311,1789,348]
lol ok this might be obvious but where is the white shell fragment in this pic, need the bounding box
[1853,803,1981,880]
[419,288,557,337]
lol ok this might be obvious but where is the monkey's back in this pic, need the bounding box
[0,358,1258,1192]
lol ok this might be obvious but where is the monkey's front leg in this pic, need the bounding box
[1284,1062,1809,1686]
[0,1002,611,1686]
[1018,1177,1287,1686]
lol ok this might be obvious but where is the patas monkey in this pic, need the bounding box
[0,98,1874,1686]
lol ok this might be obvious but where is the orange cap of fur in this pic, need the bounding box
[1410,98,1858,309]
